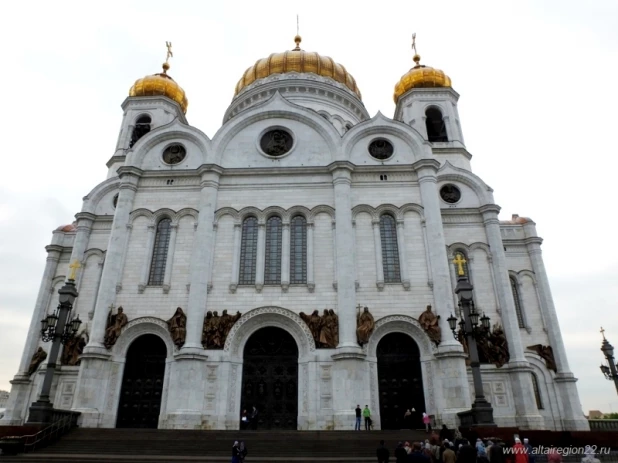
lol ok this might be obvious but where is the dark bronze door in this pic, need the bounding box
[116,334,166,429]
[241,327,298,430]
[377,332,425,430]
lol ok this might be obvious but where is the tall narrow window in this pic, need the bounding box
[239,217,258,285]
[290,215,307,284]
[130,115,151,148]
[425,107,448,142]
[148,218,172,285]
[264,216,282,284]
[380,214,401,283]
[531,373,544,409]
[452,251,470,278]
[510,276,526,328]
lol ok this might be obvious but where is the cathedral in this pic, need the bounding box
[2,35,588,431]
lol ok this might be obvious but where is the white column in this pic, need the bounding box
[138,224,156,292]
[396,219,410,290]
[281,222,290,291]
[331,221,338,290]
[330,164,358,350]
[65,213,95,314]
[229,223,241,293]
[162,223,178,293]
[415,161,459,347]
[307,222,315,292]
[372,219,385,291]
[85,168,140,353]
[183,168,221,350]
[255,222,266,292]
[523,221,588,430]
[480,205,544,429]
[115,223,133,293]
[16,245,62,376]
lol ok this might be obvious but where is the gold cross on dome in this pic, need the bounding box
[165,41,173,63]
[68,260,81,280]
[411,33,417,54]
[601,326,606,340]
[452,254,467,276]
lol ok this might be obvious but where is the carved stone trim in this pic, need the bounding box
[307,282,315,293]
[423,361,436,412]
[365,315,437,358]
[224,306,316,356]
[229,283,238,294]
[112,317,175,359]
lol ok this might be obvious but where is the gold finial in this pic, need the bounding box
[411,32,421,67]
[452,254,467,276]
[601,327,606,340]
[293,14,302,51]
[163,41,173,73]
[68,260,81,281]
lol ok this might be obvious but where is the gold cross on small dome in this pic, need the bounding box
[452,254,467,276]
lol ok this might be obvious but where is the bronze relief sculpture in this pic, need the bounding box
[167,307,187,348]
[202,309,242,349]
[458,322,510,368]
[28,347,47,376]
[104,306,129,349]
[299,309,340,348]
[418,304,441,346]
[527,344,557,372]
[61,332,88,366]
[356,307,375,346]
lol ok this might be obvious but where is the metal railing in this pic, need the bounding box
[21,410,80,453]
[588,419,618,431]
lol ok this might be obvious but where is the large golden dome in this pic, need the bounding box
[129,62,189,114]
[393,54,451,103]
[234,36,362,100]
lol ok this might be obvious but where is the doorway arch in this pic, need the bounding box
[377,332,425,430]
[241,326,299,430]
[116,334,167,428]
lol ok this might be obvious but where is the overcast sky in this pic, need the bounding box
[1,1,617,415]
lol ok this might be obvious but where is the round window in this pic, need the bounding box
[162,144,187,165]
[368,139,394,160]
[260,129,293,157]
[440,184,461,204]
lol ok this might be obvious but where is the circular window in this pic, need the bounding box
[368,138,394,160]
[260,129,293,157]
[162,144,187,165]
[440,184,461,204]
[112,194,119,208]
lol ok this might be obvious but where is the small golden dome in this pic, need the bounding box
[393,54,452,103]
[129,63,188,114]
[234,36,362,100]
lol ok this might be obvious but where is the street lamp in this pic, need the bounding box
[27,261,82,424]
[448,256,497,428]
[599,327,618,395]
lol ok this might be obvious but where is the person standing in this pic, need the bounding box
[239,441,248,463]
[523,439,535,463]
[250,406,258,430]
[232,441,241,463]
[422,413,431,433]
[442,442,456,463]
[363,405,372,430]
[377,439,390,463]
[513,438,529,463]
[395,442,408,463]
[355,404,362,431]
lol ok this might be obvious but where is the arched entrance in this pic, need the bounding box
[241,327,298,430]
[377,332,425,430]
[116,334,166,428]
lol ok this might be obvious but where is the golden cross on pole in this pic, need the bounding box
[296,14,299,36]
[452,254,467,276]
[165,41,173,63]
[601,326,606,340]
[68,260,81,281]
[411,33,417,55]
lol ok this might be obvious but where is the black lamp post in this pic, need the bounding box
[599,327,618,395]
[447,264,496,428]
[28,264,82,424]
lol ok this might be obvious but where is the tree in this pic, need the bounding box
[602,412,618,419]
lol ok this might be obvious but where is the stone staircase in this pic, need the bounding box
[0,428,429,462]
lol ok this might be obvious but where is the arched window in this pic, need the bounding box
[379,214,401,283]
[239,217,258,285]
[290,215,307,284]
[510,276,526,328]
[264,216,282,285]
[531,373,544,409]
[148,218,172,285]
[425,107,448,142]
[129,115,151,148]
[452,250,470,278]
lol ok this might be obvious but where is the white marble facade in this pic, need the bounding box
[2,43,589,432]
